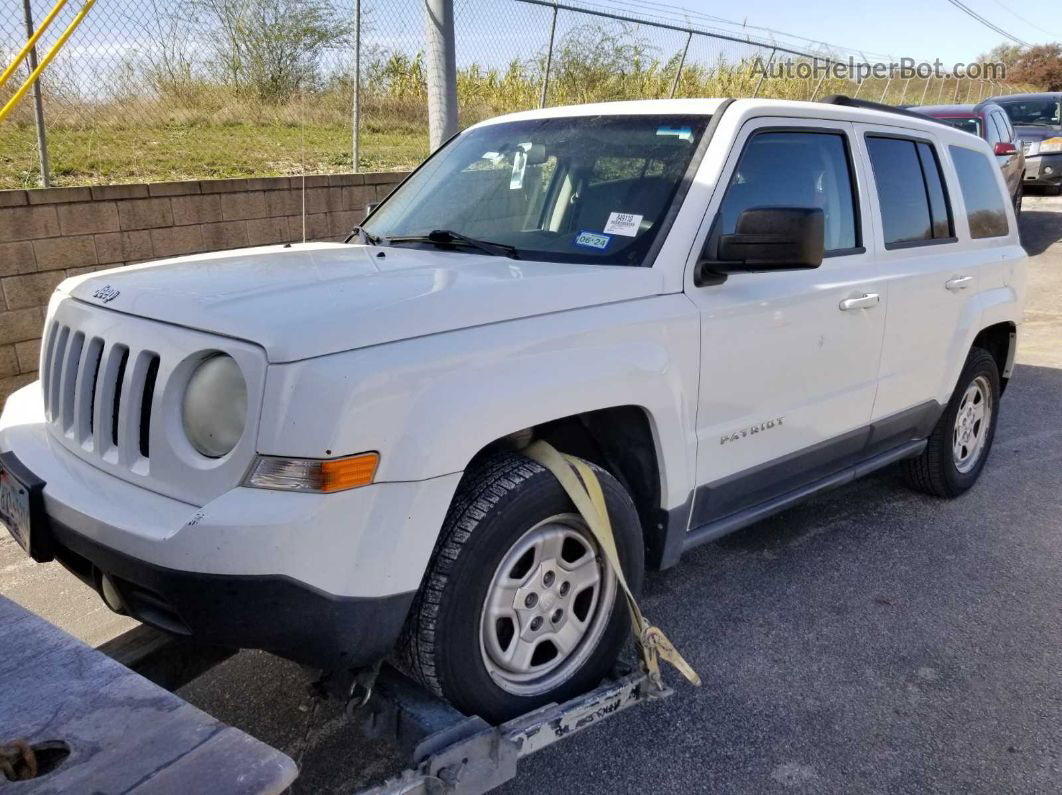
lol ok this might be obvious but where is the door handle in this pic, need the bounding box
[839,293,880,311]
[945,276,973,291]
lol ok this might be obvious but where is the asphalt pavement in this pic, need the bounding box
[3,195,1061,793]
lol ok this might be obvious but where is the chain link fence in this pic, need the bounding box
[0,0,1039,188]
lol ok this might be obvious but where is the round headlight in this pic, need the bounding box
[182,354,247,458]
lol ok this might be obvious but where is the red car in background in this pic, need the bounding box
[910,102,1026,216]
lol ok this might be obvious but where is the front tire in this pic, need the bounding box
[399,451,644,723]
[903,347,1000,498]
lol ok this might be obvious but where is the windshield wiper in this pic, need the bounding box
[386,229,520,259]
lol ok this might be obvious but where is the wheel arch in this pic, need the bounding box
[463,405,682,571]
[972,320,1017,393]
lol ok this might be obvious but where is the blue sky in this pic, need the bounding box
[667,0,1062,64]
[12,0,1062,86]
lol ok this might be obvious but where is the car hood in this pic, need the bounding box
[61,243,667,362]
[1013,125,1062,142]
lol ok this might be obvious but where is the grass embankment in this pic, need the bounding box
[0,62,1035,188]
[0,122,425,187]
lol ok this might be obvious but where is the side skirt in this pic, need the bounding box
[680,438,926,555]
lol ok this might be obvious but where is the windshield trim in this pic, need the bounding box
[640,99,734,270]
[360,111,721,269]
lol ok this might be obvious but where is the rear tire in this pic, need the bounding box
[398,451,644,723]
[903,347,1000,498]
[1013,182,1023,218]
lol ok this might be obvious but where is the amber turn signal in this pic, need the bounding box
[245,452,380,493]
[320,453,380,492]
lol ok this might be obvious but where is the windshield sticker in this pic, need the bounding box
[510,142,531,190]
[603,212,642,237]
[576,230,611,250]
[656,125,693,141]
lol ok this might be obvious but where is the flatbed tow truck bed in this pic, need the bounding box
[1,595,670,793]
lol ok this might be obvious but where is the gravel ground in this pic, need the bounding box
[3,195,1061,793]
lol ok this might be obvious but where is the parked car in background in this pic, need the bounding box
[987,92,1062,195]
[911,102,1025,213]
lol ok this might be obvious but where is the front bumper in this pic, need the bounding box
[0,383,462,669]
[48,517,414,668]
[1023,153,1062,187]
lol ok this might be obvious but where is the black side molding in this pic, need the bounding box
[654,401,943,568]
[681,439,926,554]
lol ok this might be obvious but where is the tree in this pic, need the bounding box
[981,43,1023,68]
[190,0,351,102]
[1011,44,1062,91]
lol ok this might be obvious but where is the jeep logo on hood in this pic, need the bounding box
[91,285,120,304]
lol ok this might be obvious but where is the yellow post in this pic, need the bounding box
[0,0,94,125]
[0,0,69,90]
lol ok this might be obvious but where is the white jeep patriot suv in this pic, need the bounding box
[0,97,1027,722]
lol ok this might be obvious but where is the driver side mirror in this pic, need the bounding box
[695,207,825,287]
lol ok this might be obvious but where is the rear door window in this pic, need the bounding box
[992,112,1013,142]
[985,115,1003,146]
[949,145,1010,239]
[866,136,954,247]
[917,142,953,238]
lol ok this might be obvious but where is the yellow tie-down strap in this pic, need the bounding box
[524,440,701,692]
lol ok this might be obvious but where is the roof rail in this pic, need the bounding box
[818,94,954,128]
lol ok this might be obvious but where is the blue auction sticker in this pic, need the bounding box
[575,230,611,250]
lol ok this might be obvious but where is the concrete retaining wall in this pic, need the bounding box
[0,172,407,402]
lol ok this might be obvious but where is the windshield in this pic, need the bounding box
[996,99,1061,128]
[362,114,711,265]
[934,116,981,136]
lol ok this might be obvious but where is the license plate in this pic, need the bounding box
[0,464,32,554]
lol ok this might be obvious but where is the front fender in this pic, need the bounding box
[256,295,701,511]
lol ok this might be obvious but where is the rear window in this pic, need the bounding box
[936,116,981,136]
[866,136,953,247]
[949,145,1010,239]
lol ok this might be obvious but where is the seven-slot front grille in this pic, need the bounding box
[41,320,160,465]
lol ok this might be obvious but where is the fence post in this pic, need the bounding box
[425,0,458,150]
[21,0,51,188]
[351,0,361,173]
[751,47,776,98]
[810,58,827,100]
[878,77,892,103]
[670,31,692,98]
[898,77,911,106]
[540,3,557,109]
[919,77,931,105]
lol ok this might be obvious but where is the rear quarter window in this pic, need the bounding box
[949,145,1010,239]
